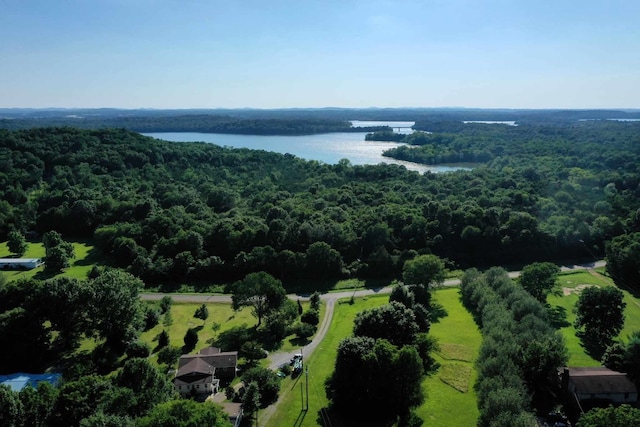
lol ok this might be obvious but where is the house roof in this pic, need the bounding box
[568,367,637,395]
[176,347,238,380]
[219,402,242,419]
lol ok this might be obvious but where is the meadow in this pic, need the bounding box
[547,268,640,366]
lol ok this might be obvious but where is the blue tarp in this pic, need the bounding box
[0,373,61,392]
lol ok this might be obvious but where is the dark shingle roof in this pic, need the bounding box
[569,367,637,395]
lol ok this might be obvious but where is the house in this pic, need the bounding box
[0,258,44,270]
[0,372,61,392]
[174,347,238,397]
[562,367,638,412]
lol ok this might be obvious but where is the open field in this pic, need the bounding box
[547,269,640,366]
[418,287,480,427]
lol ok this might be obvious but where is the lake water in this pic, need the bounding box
[463,120,517,126]
[143,122,466,173]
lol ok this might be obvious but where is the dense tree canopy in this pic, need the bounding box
[1,122,639,287]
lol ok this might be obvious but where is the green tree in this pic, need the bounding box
[519,262,561,303]
[87,270,144,353]
[79,412,134,427]
[230,272,286,326]
[575,286,626,346]
[242,381,261,425]
[51,375,114,427]
[42,231,75,272]
[241,366,281,406]
[19,382,58,427]
[114,358,176,416]
[577,404,640,427]
[606,232,640,292]
[159,296,173,314]
[402,254,446,288]
[183,328,198,352]
[194,304,209,321]
[136,399,230,427]
[157,346,181,366]
[0,385,23,427]
[353,301,419,347]
[7,231,28,256]
[158,330,169,348]
[309,291,321,311]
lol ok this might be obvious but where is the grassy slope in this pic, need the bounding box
[547,269,640,366]
[418,287,481,426]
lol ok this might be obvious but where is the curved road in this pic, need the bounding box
[142,260,605,426]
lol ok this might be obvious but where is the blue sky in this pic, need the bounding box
[2,0,639,109]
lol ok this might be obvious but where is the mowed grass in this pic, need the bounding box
[417,287,480,427]
[265,294,389,427]
[266,288,481,427]
[139,302,256,358]
[547,269,640,366]
[0,240,102,281]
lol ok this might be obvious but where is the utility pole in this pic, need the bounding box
[305,366,309,411]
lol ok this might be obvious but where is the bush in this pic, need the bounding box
[143,306,161,331]
[183,328,198,352]
[301,309,319,326]
[126,341,151,359]
[290,322,316,339]
[159,296,172,314]
[158,330,169,348]
[157,346,182,366]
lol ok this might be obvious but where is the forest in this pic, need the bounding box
[1,119,640,290]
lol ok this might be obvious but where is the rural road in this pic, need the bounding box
[142,260,605,426]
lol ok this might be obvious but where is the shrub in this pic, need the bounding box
[126,341,151,359]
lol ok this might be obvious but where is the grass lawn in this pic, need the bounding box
[417,287,481,427]
[139,299,322,365]
[266,288,482,427]
[265,294,389,427]
[547,269,640,366]
[0,240,103,281]
[139,302,257,358]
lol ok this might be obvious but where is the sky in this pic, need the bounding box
[1,0,639,109]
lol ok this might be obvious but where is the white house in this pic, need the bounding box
[0,258,44,270]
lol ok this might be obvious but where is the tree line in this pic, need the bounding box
[460,267,568,426]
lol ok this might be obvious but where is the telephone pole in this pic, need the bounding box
[305,366,309,411]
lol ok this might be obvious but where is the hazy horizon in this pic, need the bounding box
[2,1,639,109]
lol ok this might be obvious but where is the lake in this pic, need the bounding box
[143,123,466,173]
